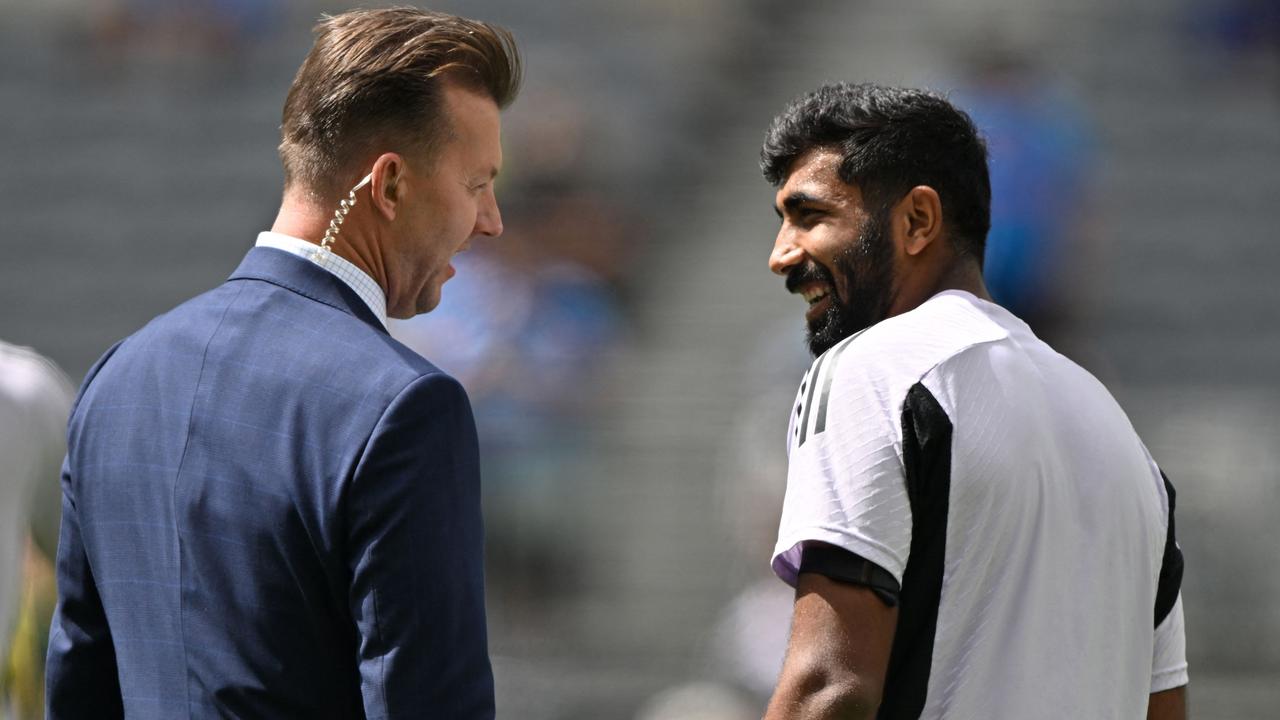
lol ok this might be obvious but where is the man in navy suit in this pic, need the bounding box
[46,9,521,718]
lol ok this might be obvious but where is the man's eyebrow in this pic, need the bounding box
[784,191,821,209]
[775,191,822,217]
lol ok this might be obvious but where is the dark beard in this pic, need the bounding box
[789,211,895,357]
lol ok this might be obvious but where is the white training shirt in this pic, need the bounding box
[773,290,1187,719]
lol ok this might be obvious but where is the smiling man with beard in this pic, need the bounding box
[760,84,1187,720]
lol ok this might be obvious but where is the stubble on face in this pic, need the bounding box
[788,209,895,357]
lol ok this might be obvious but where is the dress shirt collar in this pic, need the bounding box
[255,232,388,329]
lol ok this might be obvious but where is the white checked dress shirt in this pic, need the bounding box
[255,232,388,329]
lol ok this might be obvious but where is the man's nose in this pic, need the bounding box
[769,230,804,276]
[475,192,503,238]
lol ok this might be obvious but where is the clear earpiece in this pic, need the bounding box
[313,172,373,262]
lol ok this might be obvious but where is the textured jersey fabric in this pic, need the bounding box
[772,289,1187,718]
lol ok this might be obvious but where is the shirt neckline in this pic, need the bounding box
[254,231,388,329]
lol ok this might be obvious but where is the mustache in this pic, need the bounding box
[785,260,834,294]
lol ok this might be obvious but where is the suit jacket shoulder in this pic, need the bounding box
[54,247,492,719]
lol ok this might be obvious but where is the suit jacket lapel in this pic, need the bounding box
[228,247,388,334]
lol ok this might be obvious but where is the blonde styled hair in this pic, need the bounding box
[279,7,521,201]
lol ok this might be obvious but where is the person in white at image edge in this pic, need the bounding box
[0,341,73,662]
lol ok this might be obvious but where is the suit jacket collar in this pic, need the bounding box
[228,246,389,334]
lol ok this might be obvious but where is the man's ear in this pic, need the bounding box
[368,152,404,221]
[896,185,943,257]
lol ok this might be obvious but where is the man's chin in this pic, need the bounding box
[413,292,442,316]
[806,330,840,358]
[806,321,844,358]
[387,292,440,319]
[399,280,443,318]
[805,311,869,357]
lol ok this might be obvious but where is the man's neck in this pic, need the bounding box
[269,195,328,246]
[934,258,993,303]
[892,256,993,319]
[271,194,388,295]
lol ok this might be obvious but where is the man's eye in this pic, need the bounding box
[794,208,823,225]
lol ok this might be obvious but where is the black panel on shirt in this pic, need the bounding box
[878,382,952,720]
[798,543,901,607]
[1154,471,1184,628]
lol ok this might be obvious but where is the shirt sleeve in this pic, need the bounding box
[1151,594,1188,692]
[772,350,912,588]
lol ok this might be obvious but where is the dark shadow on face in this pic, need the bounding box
[787,208,894,357]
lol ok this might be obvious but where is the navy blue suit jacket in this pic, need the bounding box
[46,247,494,718]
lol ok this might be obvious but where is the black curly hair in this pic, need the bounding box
[762,82,991,262]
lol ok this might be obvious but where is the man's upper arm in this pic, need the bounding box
[46,459,123,719]
[765,573,897,720]
[1148,685,1186,720]
[346,372,493,719]
[46,343,124,720]
[767,346,912,718]
[771,346,912,591]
